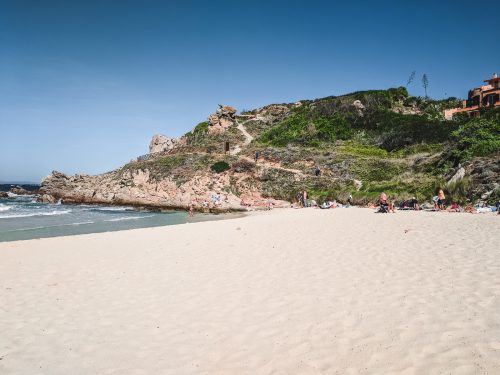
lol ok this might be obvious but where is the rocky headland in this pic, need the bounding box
[39,88,500,211]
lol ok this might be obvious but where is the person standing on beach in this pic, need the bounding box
[437,189,446,210]
[189,202,194,217]
[303,190,308,207]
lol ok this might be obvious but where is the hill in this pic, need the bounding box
[40,88,500,211]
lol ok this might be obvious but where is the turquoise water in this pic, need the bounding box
[0,194,189,242]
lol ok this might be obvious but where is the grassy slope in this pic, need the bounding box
[122,88,499,205]
[250,88,499,203]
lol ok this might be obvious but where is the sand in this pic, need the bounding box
[1,208,499,374]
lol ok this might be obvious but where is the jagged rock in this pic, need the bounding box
[447,166,466,185]
[353,179,363,191]
[208,105,237,134]
[10,185,30,195]
[40,194,57,203]
[0,192,8,198]
[149,135,179,154]
[352,100,366,116]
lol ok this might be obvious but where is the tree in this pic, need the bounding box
[406,71,416,87]
[422,74,429,97]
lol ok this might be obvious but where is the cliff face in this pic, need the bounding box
[40,88,500,208]
[39,165,290,211]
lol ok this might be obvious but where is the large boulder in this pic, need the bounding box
[352,100,366,116]
[149,135,178,154]
[10,185,30,195]
[208,105,237,134]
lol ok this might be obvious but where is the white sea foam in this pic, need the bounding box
[0,209,72,219]
[70,221,94,226]
[0,204,11,212]
[4,220,94,232]
[81,205,133,212]
[105,215,154,222]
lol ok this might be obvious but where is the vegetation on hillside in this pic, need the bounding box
[128,89,499,205]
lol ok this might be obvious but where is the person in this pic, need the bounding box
[189,202,194,217]
[255,150,260,162]
[378,192,389,213]
[295,191,303,208]
[447,202,461,212]
[389,197,396,213]
[347,193,353,206]
[303,190,308,207]
[437,189,446,210]
[315,166,321,176]
[409,196,419,210]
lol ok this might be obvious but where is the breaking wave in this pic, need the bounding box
[105,215,154,222]
[0,204,11,212]
[0,209,72,219]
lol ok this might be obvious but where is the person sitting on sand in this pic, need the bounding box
[295,191,303,208]
[409,196,419,210]
[378,192,389,213]
[389,197,396,213]
[347,194,353,206]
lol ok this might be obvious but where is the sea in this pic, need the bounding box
[0,192,190,242]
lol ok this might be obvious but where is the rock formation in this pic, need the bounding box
[208,105,237,134]
[10,185,32,195]
[38,88,499,210]
[149,135,179,154]
[39,166,288,212]
[352,100,366,116]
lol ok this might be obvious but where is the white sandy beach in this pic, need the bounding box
[1,208,499,374]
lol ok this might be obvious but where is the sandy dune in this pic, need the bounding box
[1,208,499,374]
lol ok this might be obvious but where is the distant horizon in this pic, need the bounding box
[0,181,41,185]
[1,0,499,182]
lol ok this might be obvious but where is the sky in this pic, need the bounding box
[1,0,499,182]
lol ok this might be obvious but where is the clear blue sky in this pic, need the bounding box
[1,0,499,182]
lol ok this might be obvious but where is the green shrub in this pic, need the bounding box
[449,117,500,162]
[259,108,351,147]
[210,161,230,173]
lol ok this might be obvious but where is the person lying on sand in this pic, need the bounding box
[447,202,462,212]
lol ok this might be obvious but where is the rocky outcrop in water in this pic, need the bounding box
[10,185,33,195]
[39,166,289,212]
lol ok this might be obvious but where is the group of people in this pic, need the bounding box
[294,191,354,209]
[375,189,500,214]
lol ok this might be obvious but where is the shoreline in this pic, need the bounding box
[1,208,499,374]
